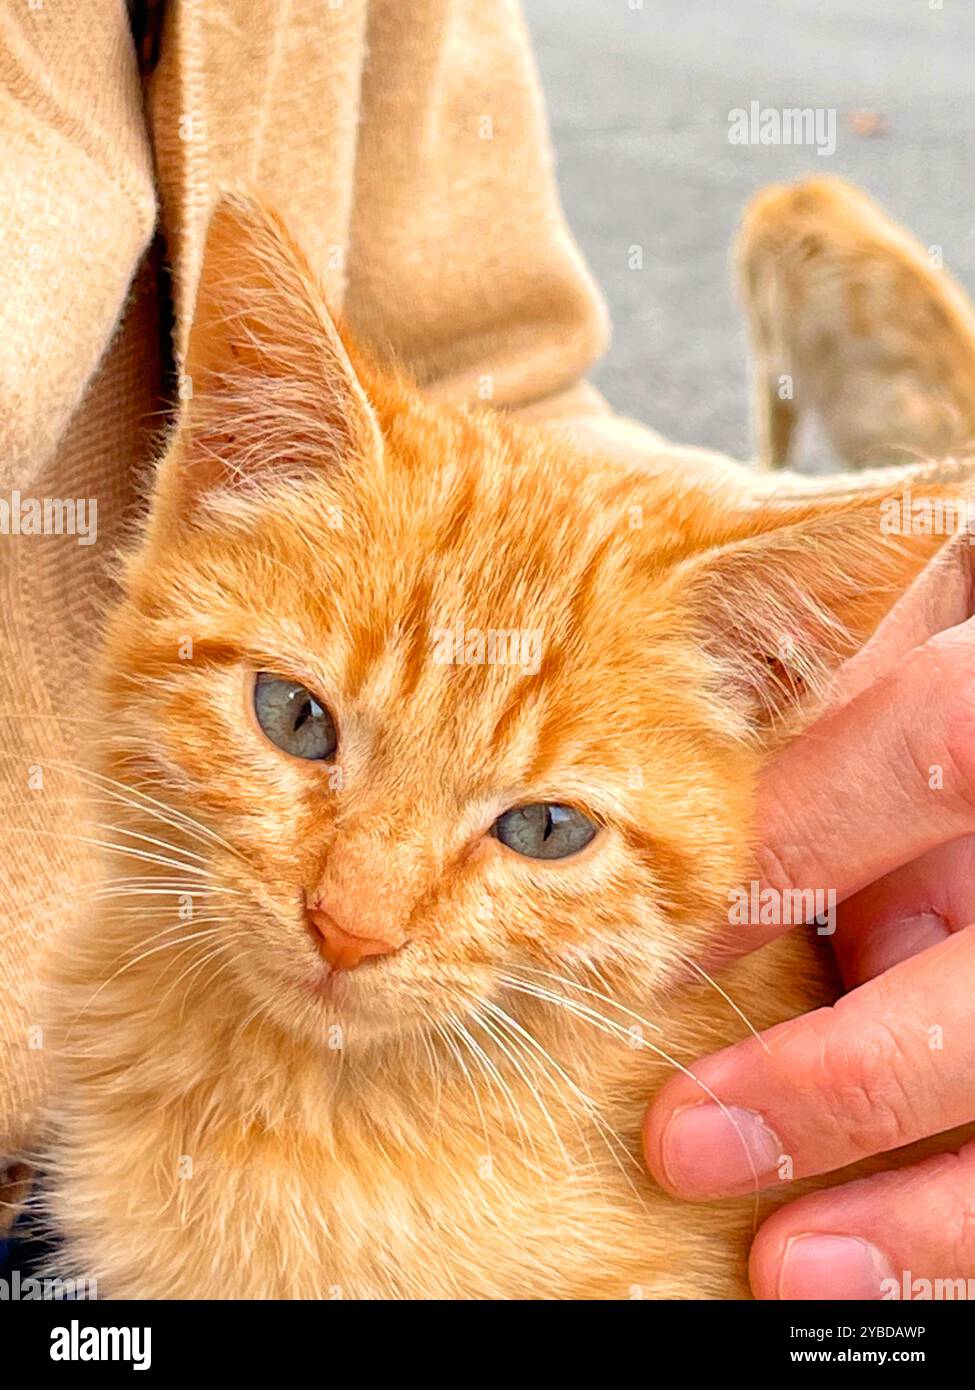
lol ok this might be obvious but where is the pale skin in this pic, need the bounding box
[644,532,975,1300]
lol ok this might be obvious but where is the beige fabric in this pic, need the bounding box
[0,1,160,1159]
[0,0,668,1155]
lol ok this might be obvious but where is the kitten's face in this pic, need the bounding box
[98,197,942,1053]
[108,402,754,1049]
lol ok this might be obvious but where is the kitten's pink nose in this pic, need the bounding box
[306,907,400,973]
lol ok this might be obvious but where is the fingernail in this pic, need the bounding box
[660,1104,783,1196]
[779,1235,896,1300]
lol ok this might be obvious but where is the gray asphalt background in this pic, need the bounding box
[523,0,975,468]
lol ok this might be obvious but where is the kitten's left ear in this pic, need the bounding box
[164,192,381,512]
[673,474,970,730]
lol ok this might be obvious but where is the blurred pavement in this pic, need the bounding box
[523,0,975,467]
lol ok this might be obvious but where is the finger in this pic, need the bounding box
[827,529,975,711]
[832,833,975,987]
[720,618,975,960]
[644,927,975,1198]
[749,1137,975,1300]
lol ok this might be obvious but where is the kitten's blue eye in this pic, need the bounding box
[493,803,597,860]
[253,673,337,761]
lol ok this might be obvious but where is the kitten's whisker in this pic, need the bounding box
[86,820,210,866]
[132,928,226,995]
[449,1014,540,1175]
[467,1004,565,1178]
[413,1022,446,1139]
[0,752,246,863]
[94,915,233,979]
[501,973,765,1210]
[509,962,664,1036]
[4,825,217,878]
[86,782,247,864]
[0,876,233,924]
[65,927,227,1036]
[492,981,649,1196]
[672,947,772,1055]
[88,888,236,913]
[93,884,239,899]
[474,996,602,1182]
[435,1017,493,1164]
[169,947,240,1025]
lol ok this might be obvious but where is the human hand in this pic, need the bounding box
[644,532,975,1299]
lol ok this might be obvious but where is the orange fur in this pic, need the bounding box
[41,194,970,1299]
[737,175,975,469]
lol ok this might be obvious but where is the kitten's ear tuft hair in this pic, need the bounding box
[166,192,381,512]
[677,478,968,731]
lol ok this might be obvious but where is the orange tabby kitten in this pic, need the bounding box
[42,195,963,1299]
[737,175,975,469]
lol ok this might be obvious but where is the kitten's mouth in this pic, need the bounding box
[302,932,398,1010]
[302,956,414,1035]
[308,965,340,1003]
[302,958,358,1009]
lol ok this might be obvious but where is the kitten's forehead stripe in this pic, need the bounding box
[395,570,440,705]
[338,513,642,796]
[435,452,482,552]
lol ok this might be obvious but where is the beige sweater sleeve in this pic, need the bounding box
[0,2,156,480]
[0,0,157,1168]
[0,0,660,1160]
[147,0,610,404]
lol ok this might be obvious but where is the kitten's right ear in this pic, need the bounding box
[160,192,381,516]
